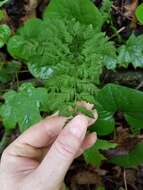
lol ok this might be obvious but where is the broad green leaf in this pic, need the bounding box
[111,143,143,167]
[0,24,11,48]
[94,139,117,150]
[90,109,115,135]
[136,3,143,24]
[93,84,143,135]
[43,0,103,30]
[84,148,106,167]
[103,55,117,70]
[118,34,143,68]
[84,140,117,167]
[0,83,48,132]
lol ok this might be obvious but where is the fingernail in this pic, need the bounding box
[87,118,96,126]
[90,132,97,144]
[93,109,98,120]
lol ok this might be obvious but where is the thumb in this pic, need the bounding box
[34,114,94,189]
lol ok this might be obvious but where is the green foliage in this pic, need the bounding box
[0,0,9,7]
[0,24,11,48]
[84,139,117,167]
[96,187,105,190]
[7,0,117,80]
[0,61,21,83]
[92,84,143,135]
[7,12,116,115]
[44,74,99,116]
[43,0,103,31]
[43,0,116,73]
[100,0,113,23]
[118,34,143,68]
[8,18,116,80]
[136,3,143,24]
[111,143,143,168]
[0,83,48,132]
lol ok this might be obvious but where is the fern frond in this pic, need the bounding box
[8,17,116,115]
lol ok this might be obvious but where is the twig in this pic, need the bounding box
[136,81,143,90]
[15,72,20,89]
[123,169,128,190]
[112,5,118,11]
[109,27,126,40]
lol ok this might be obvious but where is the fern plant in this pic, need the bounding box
[8,18,117,78]
[7,17,116,114]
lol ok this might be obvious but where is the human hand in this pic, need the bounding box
[0,114,97,190]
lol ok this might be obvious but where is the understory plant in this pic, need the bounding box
[1,0,143,180]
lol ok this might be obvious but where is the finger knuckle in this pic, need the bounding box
[55,139,76,158]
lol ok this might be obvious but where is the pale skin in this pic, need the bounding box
[0,114,97,190]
